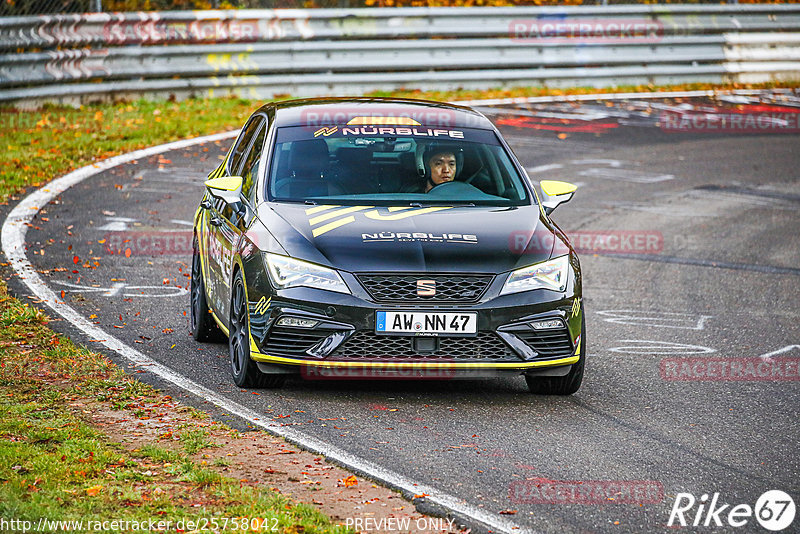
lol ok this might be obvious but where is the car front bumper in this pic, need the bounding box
[244,269,583,376]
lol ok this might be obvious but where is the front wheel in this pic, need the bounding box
[229,272,285,389]
[526,313,585,395]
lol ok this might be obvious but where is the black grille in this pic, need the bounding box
[331,332,518,361]
[262,326,332,357]
[516,328,574,358]
[356,274,493,303]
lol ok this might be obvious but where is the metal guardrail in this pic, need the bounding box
[4,5,800,49]
[1,6,799,104]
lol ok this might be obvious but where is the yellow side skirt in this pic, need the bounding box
[210,310,230,336]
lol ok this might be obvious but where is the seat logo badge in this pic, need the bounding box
[417,280,436,297]
[313,127,338,137]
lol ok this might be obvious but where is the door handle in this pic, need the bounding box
[200,199,213,209]
[209,216,224,227]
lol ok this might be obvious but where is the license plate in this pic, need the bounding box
[375,311,477,336]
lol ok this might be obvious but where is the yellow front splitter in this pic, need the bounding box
[249,352,579,370]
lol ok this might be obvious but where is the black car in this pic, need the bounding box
[191,97,584,394]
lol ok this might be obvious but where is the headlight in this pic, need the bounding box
[264,253,350,295]
[501,255,570,295]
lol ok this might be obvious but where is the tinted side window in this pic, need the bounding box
[228,116,264,174]
[239,123,267,201]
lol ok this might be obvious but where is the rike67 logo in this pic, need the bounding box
[669,490,795,531]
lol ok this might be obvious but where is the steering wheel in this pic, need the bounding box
[427,180,483,195]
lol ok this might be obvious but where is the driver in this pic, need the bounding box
[400,143,463,194]
[425,148,457,192]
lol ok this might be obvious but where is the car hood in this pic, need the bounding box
[256,203,562,274]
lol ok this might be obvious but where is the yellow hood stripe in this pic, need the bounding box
[305,204,340,215]
[364,206,451,221]
[312,216,357,237]
[309,205,373,226]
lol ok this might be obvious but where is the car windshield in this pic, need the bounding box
[266,124,531,206]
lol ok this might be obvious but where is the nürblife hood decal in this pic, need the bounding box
[259,203,562,274]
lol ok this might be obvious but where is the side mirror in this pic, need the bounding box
[205,176,243,206]
[540,180,577,214]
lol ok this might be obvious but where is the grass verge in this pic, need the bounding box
[0,283,347,532]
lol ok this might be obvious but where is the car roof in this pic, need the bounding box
[258,97,495,130]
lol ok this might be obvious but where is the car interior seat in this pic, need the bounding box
[333,147,375,194]
[397,151,423,193]
[275,139,341,198]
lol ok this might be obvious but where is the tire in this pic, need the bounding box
[229,271,285,389]
[190,241,222,342]
[526,313,586,395]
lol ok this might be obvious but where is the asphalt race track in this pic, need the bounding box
[7,92,800,533]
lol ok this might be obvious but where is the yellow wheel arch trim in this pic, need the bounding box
[231,257,265,356]
[248,352,579,369]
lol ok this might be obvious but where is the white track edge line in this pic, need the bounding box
[1,130,533,534]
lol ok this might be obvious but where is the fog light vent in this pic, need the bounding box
[276,317,318,329]
[530,319,563,331]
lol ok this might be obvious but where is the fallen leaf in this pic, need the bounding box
[339,475,358,487]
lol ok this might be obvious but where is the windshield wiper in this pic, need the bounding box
[408,201,476,207]
[304,199,318,206]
